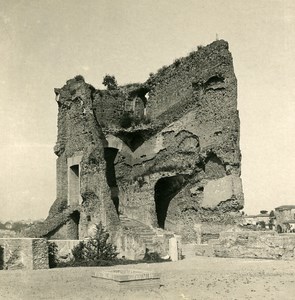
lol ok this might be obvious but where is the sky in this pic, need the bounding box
[1,0,295,221]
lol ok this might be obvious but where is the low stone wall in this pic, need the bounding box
[214,231,295,260]
[187,231,295,260]
[0,238,48,270]
[112,230,147,260]
[51,235,147,261]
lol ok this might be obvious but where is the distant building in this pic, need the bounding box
[243,215,257,226]
[274,205,295,233]
[242,211,271,229]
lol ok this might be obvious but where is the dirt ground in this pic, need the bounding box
[0,256,294,300]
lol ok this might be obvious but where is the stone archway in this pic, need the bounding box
[154,175,185,229]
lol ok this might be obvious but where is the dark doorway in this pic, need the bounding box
[104,147,120,214]
[68,211,80,240]
[154,175,185,229]
[0,246,4,270]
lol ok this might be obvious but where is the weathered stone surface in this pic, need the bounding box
[169,235,182,261]
[181,229,295,261]
[93,269,161,291]
[192,231,295,260]
[30,39,243,255]
[113,228,147,260]
[202,175,243,209]
[0,238,49,270]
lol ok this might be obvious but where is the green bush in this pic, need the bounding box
[71,223,118,264]
[102,74,118,90]
[74,75,85,81]
[71,241,84,262]
[51,223,170,269]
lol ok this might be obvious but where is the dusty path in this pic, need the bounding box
[0,256,294,300]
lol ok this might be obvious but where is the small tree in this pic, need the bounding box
[71,223,118,264]
[102,75,118,90]
[74,75,85,81]
[71,241,84,262]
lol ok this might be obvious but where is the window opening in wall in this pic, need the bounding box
[68,164,81,205]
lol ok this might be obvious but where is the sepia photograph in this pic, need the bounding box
[0,0,295,299]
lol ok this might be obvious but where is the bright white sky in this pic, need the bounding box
[1,0,295,221]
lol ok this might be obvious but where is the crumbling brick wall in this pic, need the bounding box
[112,40,243,240]
[35,39,243,245]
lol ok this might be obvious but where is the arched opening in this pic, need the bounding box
[68,210,80,240]
[104,147,120,215]
[276,224,283,233]
[116,131,146,152]
[154,175,185,229]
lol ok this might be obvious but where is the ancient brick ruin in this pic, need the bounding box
[30,40,244,257]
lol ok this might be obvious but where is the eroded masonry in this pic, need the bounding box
[31,40,244,257]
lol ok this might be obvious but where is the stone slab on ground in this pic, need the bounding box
[92,269,161,291]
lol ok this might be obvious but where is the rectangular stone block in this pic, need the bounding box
[93,269,161,291]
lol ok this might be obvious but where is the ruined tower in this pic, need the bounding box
[33,40,243,252]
